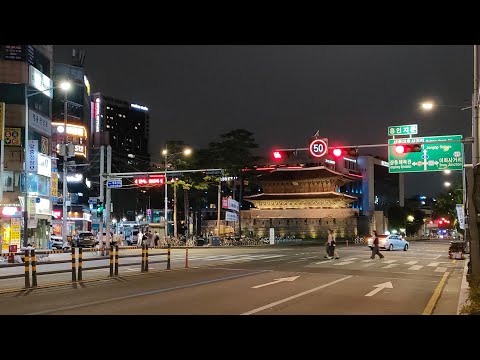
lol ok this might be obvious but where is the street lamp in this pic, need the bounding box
[444,181,451,187]
[23,80,70,247]
[162,145,192,239]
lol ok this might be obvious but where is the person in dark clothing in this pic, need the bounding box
[370,230,384,259]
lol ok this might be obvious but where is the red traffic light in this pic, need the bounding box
[273,151,283,160]
[332,148,342,157]
[395,145,406,154]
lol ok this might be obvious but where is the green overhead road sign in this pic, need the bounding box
[388,124,418,136]
[388,135,463,173]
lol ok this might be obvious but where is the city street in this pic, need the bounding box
[0,239,467,315]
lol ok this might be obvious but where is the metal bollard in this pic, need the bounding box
[31,249,37,287]
[185,248,188,268]
[141,244,145,272]
[78,247,83,281]
[109,244,114,277]
[145,244,149,272]
[115,245,119,276]
[167,244,171,270]
[24,250,30,288]
[71,247,76,282]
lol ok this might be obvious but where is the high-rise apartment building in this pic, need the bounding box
[90,93,151,218]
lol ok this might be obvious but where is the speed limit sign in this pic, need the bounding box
[309,138,328,158]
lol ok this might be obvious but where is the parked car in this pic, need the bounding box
[74,231,96,248]
[367,234,409,251]
[50,235,71,250]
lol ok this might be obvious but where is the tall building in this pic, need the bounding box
[90,93,151,220]
[51,49,92,236]
[0,45,54,249]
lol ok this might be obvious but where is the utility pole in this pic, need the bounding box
[0,102,5,203]
[99,145,105,248]
[238,174,243,237]
[217,177,221,236]
[106,145,112,248]
[173,182,177,237]
[164,144,168,240]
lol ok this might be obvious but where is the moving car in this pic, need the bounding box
[74,231,96,248]
[50,235,64,249]
[367,234,409,251]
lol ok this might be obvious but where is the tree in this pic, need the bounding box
[207,129,260,236]
[433,182,463,231]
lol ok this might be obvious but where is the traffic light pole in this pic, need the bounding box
[105,145,112,249]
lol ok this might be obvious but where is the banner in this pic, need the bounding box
[456,204,465,230]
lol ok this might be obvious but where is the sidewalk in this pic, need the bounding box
[432,255,470,315]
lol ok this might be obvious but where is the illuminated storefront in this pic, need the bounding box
[51,122,87,159]
[51,206,92,236]
[0,205,22,253]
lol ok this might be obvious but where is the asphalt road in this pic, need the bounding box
[0,240,466,315]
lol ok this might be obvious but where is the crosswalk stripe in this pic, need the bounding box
[383,260,397,264]
[362,263,375,267]
[333,261,355,266]
[383,264,399,269]
[405,261,418,265]
[434,267,447,272]
[427,262,440,267]
[361,259,374,262]
[409,265,423,270]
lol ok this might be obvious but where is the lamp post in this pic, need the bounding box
[23,81,70,247]
[162,146,192,240]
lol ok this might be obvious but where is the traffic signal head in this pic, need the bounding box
[329,147,359,158]
[394,144,422,155]
[273,151,283,160]
[96,202,104,217]
[272,150,297,161]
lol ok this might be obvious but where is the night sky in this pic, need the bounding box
[54,45,473,197]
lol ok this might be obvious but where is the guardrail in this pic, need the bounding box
[0,244,173,290]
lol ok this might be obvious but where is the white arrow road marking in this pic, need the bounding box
[409,265,423,270]
[405,261,418,265]
[434,267,447,272]
[427,262,440,267]
[243,275,353,315]
[252,276,300,289]
[382,264,399,269]
[365,281,393,297]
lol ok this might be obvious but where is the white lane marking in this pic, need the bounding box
[382,264,399,269]
[409,265,423,270]
[427,262,440,267]
[361,259,374,263]
[382,260,397,264]
[405,261,418,265]
[434,267,447,273]
[252,276,300,289]
[242,276,353,315]
[342,258,359,261]
[314,260,334,264]
[28,270,269,315]
[333,261,355,266]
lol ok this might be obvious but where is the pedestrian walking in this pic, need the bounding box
[154,231,160,247]
[331,229,340,259]
[324,229,334,259]
[370,230,384,259]
[137,230,143,247]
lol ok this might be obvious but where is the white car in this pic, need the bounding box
[367,234,409,251]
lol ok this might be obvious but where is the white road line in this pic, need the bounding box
[314,260,333,264]
[382,264,399,269]
[362,263,375,268]
[342,258,359,261]
[382,260,397,264]
[361,259,374,263]
[427,262,440,267]
[405,261,418,265]
[409,265,423,270]
[333,261,355,266]
[434,267,447,273]
[242,276,353,315]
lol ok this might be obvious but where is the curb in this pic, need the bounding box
[457,255,470,314]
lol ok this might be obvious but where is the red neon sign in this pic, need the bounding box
[134,176,165,186]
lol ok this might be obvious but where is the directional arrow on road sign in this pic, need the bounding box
[364,281,393,297]
[252,276,300,289]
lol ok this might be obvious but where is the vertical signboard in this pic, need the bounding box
[0,102,4,140]
[28,140,38,172]
[10,218,21,247]
[51,172,58,197]
[28,197,36,219]
[456,204,465,230]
